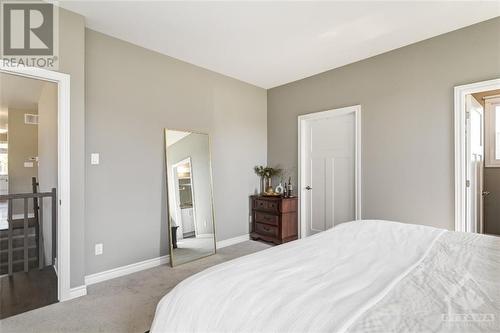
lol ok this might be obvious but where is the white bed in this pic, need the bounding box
[151,220,500,332]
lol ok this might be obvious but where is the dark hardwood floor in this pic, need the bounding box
[0,266,58,319]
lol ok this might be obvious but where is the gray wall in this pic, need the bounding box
[8,108,38,215]
[167,133,213,235]
[38,83,58,262]
[85,29,266,275]
[268,18,500,231]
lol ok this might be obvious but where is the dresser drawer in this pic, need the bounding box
[255,222,278,237]
[254,199,280,212]
[254,199,268,210]
[250,196,298,245]
[266,200,279,212]
[254,211,279,226]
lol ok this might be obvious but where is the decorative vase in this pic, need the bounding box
[266,177,272,191]
[275,183,284,195]
[261,177,273,194]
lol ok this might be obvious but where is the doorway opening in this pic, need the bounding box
[172,157,198,240]
[0,72,59,318]
[298,105,362,238]
[0,63,72,317]
[454,78,500,235]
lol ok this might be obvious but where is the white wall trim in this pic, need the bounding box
[84,233,249,286]
[0,63,72,301]
[216,234,249,249]
[68,285,87,300]
[81,234,249,287]
[454,78,500,233]
[85,255,169,286]
[298,105,362,238]
[197,233,214,238]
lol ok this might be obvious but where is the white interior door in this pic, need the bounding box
[466,95,484,233]
[300,106,360,237]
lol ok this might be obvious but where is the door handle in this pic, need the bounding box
[482,191,491,197]
[305,186,312,190]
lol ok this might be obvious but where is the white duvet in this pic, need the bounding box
[151,220,500,332]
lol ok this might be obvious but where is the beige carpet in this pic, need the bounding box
[0,240,271,333]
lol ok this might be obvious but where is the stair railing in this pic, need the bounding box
[1,188,57,276]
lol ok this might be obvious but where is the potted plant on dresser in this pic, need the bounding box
[254,165,282,195]
[251,165,298,245]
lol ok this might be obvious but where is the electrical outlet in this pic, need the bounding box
[91,153,100,165]
[95,243,103,255]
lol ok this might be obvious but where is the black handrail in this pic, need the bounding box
[0,192,54,200]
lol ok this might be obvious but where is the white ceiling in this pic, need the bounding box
[166,130,191,147]
[60,1,500,88]
[0,73,50,128]
[0,73,46,110]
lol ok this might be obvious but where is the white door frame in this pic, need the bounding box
[454,78,500,232]
[0,63,71,301]
[298,105,362,238]
[171,157,198,237]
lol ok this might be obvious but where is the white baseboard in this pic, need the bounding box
[197,233,214,238]
[217,234,249,249]
[68,285,87,300]
[85,255,169,286]
[83,235,249,287]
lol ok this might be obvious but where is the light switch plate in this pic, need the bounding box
[24,162,34,168]
[91,153,100,165]
[95,243,103,255]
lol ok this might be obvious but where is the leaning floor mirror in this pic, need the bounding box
[164,129,216,266]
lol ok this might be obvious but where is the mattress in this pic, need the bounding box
[151,220,500,332]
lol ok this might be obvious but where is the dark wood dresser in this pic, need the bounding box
[250,195,298,245]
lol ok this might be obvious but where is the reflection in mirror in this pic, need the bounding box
[165,129,216,266]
